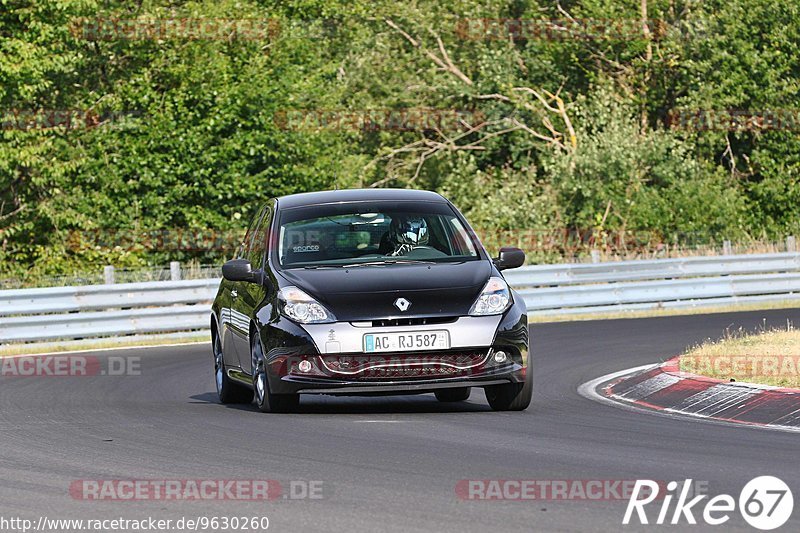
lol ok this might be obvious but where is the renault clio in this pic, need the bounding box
[211,189,530,412]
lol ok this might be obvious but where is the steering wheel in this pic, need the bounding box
[404,246,447,258]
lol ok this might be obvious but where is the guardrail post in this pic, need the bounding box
[787,236,797,252]
[723,240,732,255]
[170,261,182,281]
[590,250,601,263]
[103,265,115,285]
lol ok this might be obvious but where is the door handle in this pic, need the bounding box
[231,290,238,298]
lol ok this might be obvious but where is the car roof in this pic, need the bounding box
[276,188,447,209]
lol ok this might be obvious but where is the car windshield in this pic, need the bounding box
[277,201,480,268]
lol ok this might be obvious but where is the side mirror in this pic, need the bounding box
[494,247,525,271]
[222,259,258,283]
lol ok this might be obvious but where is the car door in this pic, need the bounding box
[217,276,240,370]
[238,204,273,375]
[230,204,271,372]
[226,205,266,369]
[220,210,260,370]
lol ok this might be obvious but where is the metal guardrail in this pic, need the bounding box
[0,279,219,343]
[503,253,800,286]
[0,278,219,316]
[1,252,799,343]
[510,252,800,316]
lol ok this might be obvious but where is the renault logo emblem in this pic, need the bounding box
[394,298,411,312]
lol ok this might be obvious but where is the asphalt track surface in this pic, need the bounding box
[2,309,800,532]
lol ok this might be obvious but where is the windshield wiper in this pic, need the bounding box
[340,259,436,268]
[387,259,437,264]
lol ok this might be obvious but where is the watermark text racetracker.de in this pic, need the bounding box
[59,226,677,254]
[667,108,800,132]
[681,354,800,380]
[455,479,707,501]
[454,17,667,42]
[69,17,280,42]
[70,479,325,501]
[1,108,136,131]
[273,107,485,133]
[0,355,140,377]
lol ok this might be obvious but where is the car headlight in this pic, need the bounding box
[469,277,511,316]
[278,286,336,324]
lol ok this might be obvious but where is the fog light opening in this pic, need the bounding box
[298,360,312,373]
[493,350,507,364]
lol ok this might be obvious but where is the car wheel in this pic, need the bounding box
[213,332,252,404]
[484,368,532,411]
[251,334,300,413]
[434,387,471,402]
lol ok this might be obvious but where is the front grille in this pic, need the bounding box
[317,350,489,380]
[371,316,457,328]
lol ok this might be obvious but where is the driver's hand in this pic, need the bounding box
[390,244,413,256]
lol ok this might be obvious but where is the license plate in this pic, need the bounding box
[363,331,450,353]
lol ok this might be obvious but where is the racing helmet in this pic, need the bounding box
[390,216,429,247]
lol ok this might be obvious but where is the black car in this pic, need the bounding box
[211,188,530,412]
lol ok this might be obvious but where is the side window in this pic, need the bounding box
[447,216,478,256]
[238,205,266,260]
[247,205,272,269]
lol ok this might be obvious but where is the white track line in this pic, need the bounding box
[577,364,800,435]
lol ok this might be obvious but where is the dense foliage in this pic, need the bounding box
[1,0,798,279]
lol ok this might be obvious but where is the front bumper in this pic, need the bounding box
[259,292,529,396]
[270,347,525,395]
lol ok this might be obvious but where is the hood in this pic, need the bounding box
[277,261,491,321]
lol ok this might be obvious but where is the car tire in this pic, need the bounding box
[484,368,532,411]
[214,331,252,404]
[434,387,471,402]
[251,334,300,413]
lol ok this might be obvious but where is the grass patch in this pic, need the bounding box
[680,327,800,388]
[0,333,210,357]
[528,300,800,323]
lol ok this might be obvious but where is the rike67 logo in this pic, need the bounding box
[624,476,793,530]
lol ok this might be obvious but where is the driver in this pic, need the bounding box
[380,216,429,256]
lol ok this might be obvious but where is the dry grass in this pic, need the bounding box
[680,326,800,388]
[528,300,800,323]
[0,333,210,357]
